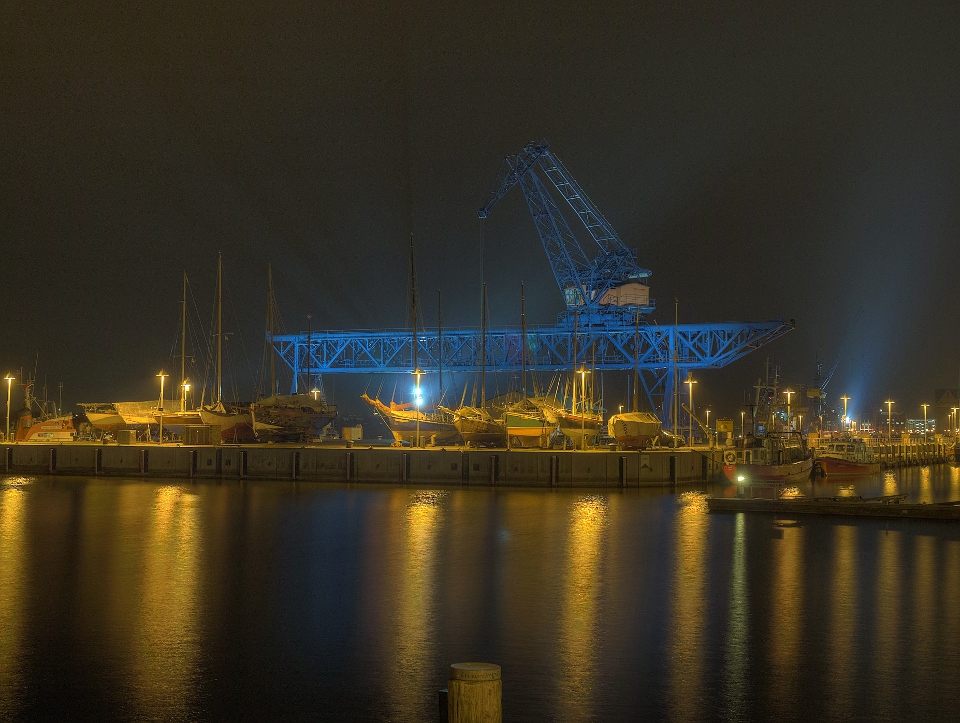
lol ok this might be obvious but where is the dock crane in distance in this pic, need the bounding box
[478,139,654,326]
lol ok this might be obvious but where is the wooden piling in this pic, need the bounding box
[448,662,501,723]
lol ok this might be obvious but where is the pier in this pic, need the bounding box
[0,442,727,488]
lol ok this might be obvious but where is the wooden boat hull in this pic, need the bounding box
[813,457,880,476]
[199,407,256,442]
[454,417,506,447]
[504,411,552,447]
[724,457,813,482]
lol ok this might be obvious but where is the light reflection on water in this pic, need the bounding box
[557,495,607,722]
[0,482,28,718]
[667,491,709,722]
[0,468,959,720]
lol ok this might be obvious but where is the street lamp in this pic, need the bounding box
[685,372,697,446]
[741,410,746,438]
[783,389,794,433]
[841,395,850,432]
[4,374,14,442]
[157,371,168,444]
[181,380,191,412]
[921,403,929,443]
[578,366,590,449]
[953,407,959,437]
[412,368,424,448]
[885,400,894,442]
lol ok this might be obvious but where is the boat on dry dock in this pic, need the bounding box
[251,394,337,442]
[361,393,461,445]
[447,405,505,447]
[607,411,662,450]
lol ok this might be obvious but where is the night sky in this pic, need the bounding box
[4,3,960,424]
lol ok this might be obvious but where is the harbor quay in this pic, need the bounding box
[1,442,728,487]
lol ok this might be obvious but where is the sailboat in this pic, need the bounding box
[449,284,506,447]
[250,267,338,442]
[154,273,203,434]
[502,283,554,447]
[198,256,255,442]
[361,235,461,446]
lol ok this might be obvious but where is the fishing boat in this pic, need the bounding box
[14,380,76,442]
[722,433,814,482]
[608,411,662,450]
[811,437,880,476]
[722,361,814,483]
[199,255,255,442]
[361,393,461,445]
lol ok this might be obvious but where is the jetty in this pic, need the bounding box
[707,495,960,521]
[0,442,729,488]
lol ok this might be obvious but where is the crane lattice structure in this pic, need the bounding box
[271,139,794,423]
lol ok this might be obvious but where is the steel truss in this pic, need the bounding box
[272,319,794,423]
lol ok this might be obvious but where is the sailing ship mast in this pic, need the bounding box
[180,272,188,412]
[216,254,223,407]
[480,283,487,409]
[268,265,276,397]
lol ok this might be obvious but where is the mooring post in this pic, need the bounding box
[447,662,501,723]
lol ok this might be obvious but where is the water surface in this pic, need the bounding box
[1,467,959,721]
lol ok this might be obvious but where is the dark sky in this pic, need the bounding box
[3,2,960,423]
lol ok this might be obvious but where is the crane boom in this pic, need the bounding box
[478,139,654,325]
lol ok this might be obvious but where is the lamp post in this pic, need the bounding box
[952,407,959,437]
[921,404,929,443]
[783,389,794,433]
[685,372,697,446]
[741,410,746,438]
[412,368,424,448]
[157,371,168,444]
[4,374,14,442]
[885,400,894,442]
[841,395,850,432]
[181,380,190,412]
[578,366,590,449]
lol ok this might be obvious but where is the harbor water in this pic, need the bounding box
[1,467,959,721]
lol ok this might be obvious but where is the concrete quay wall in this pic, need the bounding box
[0,443,724,488]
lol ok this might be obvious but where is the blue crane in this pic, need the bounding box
[270,140,795,423]
[478,139,653,325]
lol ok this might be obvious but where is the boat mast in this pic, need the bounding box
[480,282,487,409]
[410,233,418,377]
[572,311,579,415]
[438,288,442,401]
[180,272,187,412]
[520,281,527,398]
[672,298,679,435]
[268,265,276,397]
[633,308,640,412]
[216,254,222,406]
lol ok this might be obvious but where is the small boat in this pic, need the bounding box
[608,411,662,450]
[811,437,880,476]
[554,407,603,448]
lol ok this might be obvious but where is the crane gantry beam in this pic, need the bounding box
[272,319,795,422]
